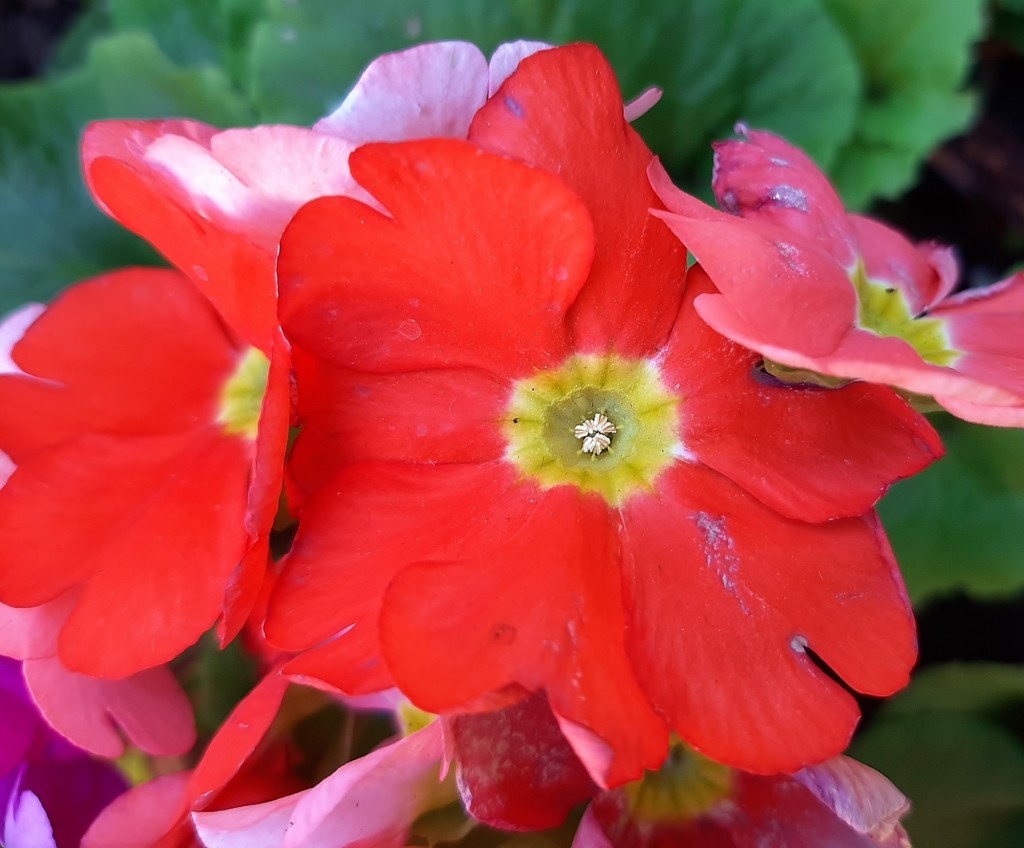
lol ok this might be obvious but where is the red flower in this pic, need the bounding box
[266,45,939,782]
[0,269,288,677]
[652,127,1024,426]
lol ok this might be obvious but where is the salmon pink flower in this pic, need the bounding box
[267,45,941,782]
[652,127,1024,427]
[0,268,288,677]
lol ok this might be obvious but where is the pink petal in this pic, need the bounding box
[487,41,552,96]
[315,42,489,143]
[192,794,299,848]
[24,657,196,758]
[712,127,857,267]
[936,269,1024,314]
[0,596,76,660]
[795,756,910,845]
[82,771,190,848]
[623,87,663,122]
[0,450,13,489]
[932,395,1024,427]
[0,304,45,375]
[193,725,445,848]
[570,807,614,848]
[651,162,856,356]
[849,216,955,315]
[694,292,1024,405]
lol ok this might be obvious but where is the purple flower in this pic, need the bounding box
[0,657,126,848]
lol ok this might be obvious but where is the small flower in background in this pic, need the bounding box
[577,749,911,848]
[651,127,1024,426]
[0,657,126,848]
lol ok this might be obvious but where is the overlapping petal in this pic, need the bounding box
[379,487,669,787]
[667,127,1024,424]
[278,138,594,375]
[450,693,596,830]
[266,461,538,670]
[0,269,280,678]
[193,723,446,848]
[470,45,687,356]
[666,268,942,522]
[619,463,915,772]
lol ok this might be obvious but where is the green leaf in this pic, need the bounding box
[853,714,1024,848]
[884,663,1024,719]
[106,0,266,87]
[183,635,259,739]
[247,0,861,195]
[820,0,986,208]
[0,32,252,313]
[878,418,1024,604]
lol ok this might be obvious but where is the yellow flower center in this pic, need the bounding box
[218,347,270,440]
[503,355,680,506]
[624,743,734,823]
[852,263,959,366]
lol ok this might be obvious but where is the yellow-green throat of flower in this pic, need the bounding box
[503,354,681,506]
[852,263,959,366]
[218,347,270,440]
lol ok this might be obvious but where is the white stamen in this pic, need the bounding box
[574,413,617,455]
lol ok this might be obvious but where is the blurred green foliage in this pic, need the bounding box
[0,0,985,310]
[854,664,1024,848]
[880,418,1024,604]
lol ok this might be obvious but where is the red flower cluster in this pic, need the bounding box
[3,38,1014,846]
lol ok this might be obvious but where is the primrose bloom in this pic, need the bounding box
[652,127,1024,427]
[266,44,940,783]
[0,268,287,677]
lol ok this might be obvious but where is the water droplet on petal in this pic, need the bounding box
[398,319,421,340]
[192,265,209,282]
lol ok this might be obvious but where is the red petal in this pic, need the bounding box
[470,44,687,356]
[0,269,238,459]
[282,627,396,697]
[0,431,250,676]
[668,268,942,522]
[87,154,277,352]
[278,138,593,375]
[188,670,290,810]
[85,121,359,351]
[220,335,292,644]
[451,692,597,830]
[287,346,508,504]
[380,487,668,787]
[712,128,857,266]
[620,463,916,773]
[651,163,856,356]
[265,461,537,653]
